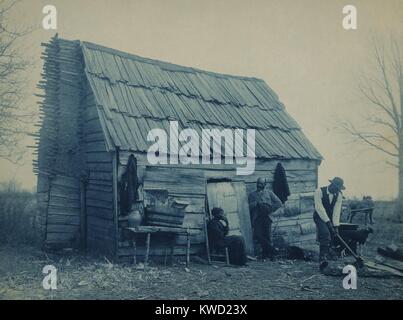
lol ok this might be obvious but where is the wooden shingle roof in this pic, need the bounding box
[80,41,322,160]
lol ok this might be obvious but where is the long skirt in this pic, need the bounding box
[224,235,247,266]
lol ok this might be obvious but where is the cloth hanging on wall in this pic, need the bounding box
[272,162,290,204]
[119,154,139,215]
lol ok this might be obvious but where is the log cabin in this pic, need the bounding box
[34,35,322,261]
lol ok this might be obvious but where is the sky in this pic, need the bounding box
[0,0,402,199]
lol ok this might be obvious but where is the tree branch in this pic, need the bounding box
[374,41,401,131]
[358,80,399,129]
[0,0,32,161]
[359,131,398,151]
[386,159,399,168]
[340,121,399,158]
[368,115,399,135]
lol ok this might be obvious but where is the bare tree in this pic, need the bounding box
[339,36,403,221]
[0,0,32,163]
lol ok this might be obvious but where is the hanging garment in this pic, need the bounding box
[119,154,139,216]
[272,162,290,203]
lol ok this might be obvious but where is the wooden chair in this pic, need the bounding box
[209,247,230,266]
[203,214,230,266]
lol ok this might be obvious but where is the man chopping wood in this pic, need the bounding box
[248,177,282,260]
[313,177,345,273]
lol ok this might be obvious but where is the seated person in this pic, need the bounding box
[207,207,247,266]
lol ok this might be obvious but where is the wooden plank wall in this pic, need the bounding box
[116,152,319,261]
[119,153,319,193]
[46,39,83,248]
[52,39,84,175]
[35,37,60,241]
[36,38,86,248]
[36,38,116,253]
[117,154,206,262]
[45,175,81,246]
[83,89,115,256]
[267,191,317,248]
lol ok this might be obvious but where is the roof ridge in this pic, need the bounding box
[80,40,265,82]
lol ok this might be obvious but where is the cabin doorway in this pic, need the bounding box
[206,181,254,255]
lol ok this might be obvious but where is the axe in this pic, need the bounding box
[335,233,365,268]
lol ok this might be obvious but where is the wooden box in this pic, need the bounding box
[145,200,189,227]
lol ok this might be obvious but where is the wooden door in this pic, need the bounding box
[207,181,254,255]
[46,175,81,248]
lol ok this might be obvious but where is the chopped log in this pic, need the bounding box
[377,245,403,262]
[375,255,403,272]
[365,261,403,277]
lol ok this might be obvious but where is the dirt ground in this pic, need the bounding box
[1,208,403,300]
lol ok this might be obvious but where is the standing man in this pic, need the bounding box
[248,177,282,260]
[313,177,345,273]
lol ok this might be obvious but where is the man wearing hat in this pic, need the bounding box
[313,177,345,273]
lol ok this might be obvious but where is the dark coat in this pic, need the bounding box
[272,163,290,204]
[119,154,139,215]
[207,218,247,265]
[207,218,229,250]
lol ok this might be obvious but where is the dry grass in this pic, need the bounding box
[0,182,40,245]
[0,201,402,300]
[347,201,403,247]
[369,203,403,255]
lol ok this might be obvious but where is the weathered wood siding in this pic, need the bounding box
[35,37,60,241]
[116,152,206,262]
[46,175,81,246]
[35,38,117,252]
[36,38,85,248]
[83,88,115,255]
[268,191,317,247]
[116,151,319,261]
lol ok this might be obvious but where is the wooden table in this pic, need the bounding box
[347,207,375,225]
[124,226,199,267]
